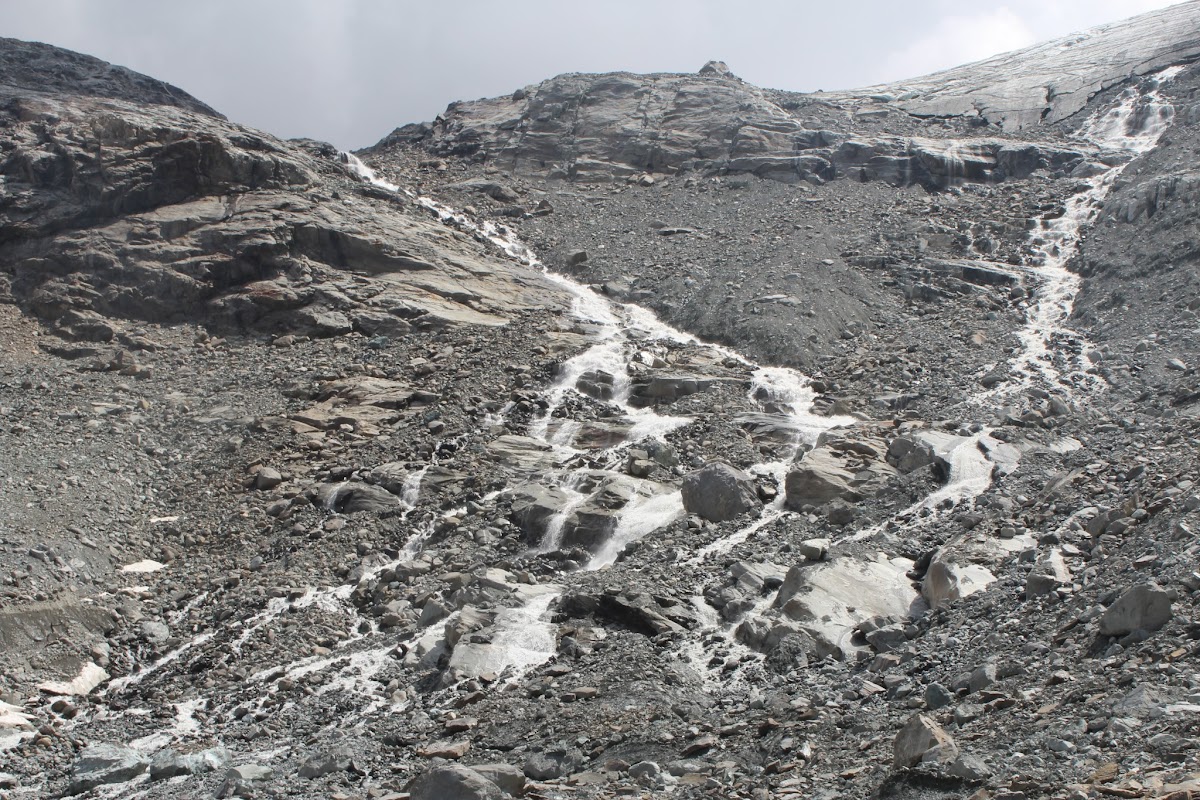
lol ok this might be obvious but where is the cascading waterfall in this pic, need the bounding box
[399,465,428,511]
[340,153,855,679]
[331,73,1183,687]
[980,66,1182,399]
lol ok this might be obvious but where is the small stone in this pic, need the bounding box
[798,538,831,561]
[417,740,470,759]
[255,467,284,490]
[968,662,997,694]
[629,760,661,781]
[298,749,351,779]
[947,753,991,781]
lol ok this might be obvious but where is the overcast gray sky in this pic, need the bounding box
[2,0,1184,149]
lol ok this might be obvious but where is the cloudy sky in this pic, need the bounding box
[3,0,1185,149]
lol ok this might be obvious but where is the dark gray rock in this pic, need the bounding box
[1099,582,1174,636]
[681,462,761,522]
[298,748,352,779]
[893,714,959,769]
[218,764,275,799]
[68,743,149,795]
[523,748,584,780]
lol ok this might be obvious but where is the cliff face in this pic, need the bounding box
[3,7,1200,800]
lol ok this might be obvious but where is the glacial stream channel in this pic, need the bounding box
[30,70,1182,772]
[345,67,1181,689]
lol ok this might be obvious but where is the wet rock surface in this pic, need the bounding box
[3,7,1200,800]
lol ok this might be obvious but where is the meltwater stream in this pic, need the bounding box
[83,76,1187,758]
[343,154,858,678]
[344,70,1185,685]
[978,66,1183,401]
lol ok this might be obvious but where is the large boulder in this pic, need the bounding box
[922,549,996,609]
[509,484,574,543]
[407,764,503,800]
[1099,582,1174,636]
[149,747,230,781]
[315,481,400,514]
[68,743,150,795]
[887,428,960,475]
[893,715,959,769]
[628,374,732,407]
[471,763,526,796]
[682,462,761,522]
[785,448,897,509]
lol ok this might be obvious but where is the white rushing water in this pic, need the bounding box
[981,66,1182,400]
[91,72,1187,744]
[342,152,855,680]
[690,368,854,564]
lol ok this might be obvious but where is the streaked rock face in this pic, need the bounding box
[0,40,569,342]
[839,3,1200,130]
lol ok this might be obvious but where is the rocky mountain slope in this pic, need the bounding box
[2,5,1200,800]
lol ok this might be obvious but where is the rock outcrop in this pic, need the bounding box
[0,40,568,344]
[838,3,1200,130]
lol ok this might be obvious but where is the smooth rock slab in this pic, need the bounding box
[774,554,919,656]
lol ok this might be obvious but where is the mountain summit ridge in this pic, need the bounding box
[372,2,1200,186]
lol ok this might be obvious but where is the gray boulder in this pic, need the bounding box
[409,765,503,800]
[68,743,150,794]
[785,448,897,509]
[681,462,761,522]
[149,747,230,780]
[316,481,400,514]
[509,484,574,543]
[298,748,352,779]
[893,714,959,769]
[1099,582,1174,636]
[219,764,275,798]
[523,748,583,780]
[471,763,526,795]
